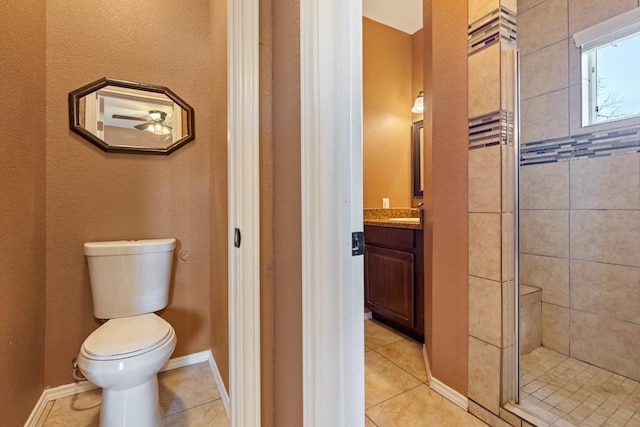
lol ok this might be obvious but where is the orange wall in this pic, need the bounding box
[270,0,303,425]
[412,28,425,124]
[0,0,46,424]
[424,0,469,395]
[259,0,275,424]
[363,18,413,208]
[44,0,213,387]
[210,0,230,390]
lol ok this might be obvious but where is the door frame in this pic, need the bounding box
[300,0,365,426]
[227,0,364,424]
[228,0,261,425]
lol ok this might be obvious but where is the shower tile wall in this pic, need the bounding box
[518,0,640,382]
[467,0,518,423]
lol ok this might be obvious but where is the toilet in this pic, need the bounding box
[77,238,178,427]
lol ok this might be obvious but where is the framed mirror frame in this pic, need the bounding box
[412,120,424,198]
[69,77,195,155]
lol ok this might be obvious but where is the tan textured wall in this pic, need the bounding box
[424,0,469,395]
[270,0,303,425]
[259,0,275,424]
[363,18,413,209]
[0,1,46,424]
[45,0,212,387]
[210,0,229,390]
[411,28,424,123]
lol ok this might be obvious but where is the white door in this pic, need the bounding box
[300,0,365,426]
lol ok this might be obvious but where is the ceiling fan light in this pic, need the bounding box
[149,111,162,121]
[146,123,171,136]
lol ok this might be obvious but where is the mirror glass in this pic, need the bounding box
[412,120,424,198]
[69,78,194,154]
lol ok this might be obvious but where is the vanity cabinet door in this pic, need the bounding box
[365,245,415,328]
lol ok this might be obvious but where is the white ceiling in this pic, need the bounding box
[363,0,423,35]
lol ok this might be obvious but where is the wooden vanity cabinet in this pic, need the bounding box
[364,225,424,341]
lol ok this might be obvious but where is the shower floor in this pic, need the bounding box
[520,346,640,426]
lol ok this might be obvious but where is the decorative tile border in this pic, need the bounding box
[468,7,517,56]
[469,110,514,150]
[520,125,640,166]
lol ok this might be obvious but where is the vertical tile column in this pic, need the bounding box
[467,0,519,425]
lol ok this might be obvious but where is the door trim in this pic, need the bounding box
[228,0,261,425]
[300,0,365,425]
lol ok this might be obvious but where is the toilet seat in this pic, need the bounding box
[81,313,173,360]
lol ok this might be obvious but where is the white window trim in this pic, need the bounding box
[573,7,640,52]
[575,7,640,126]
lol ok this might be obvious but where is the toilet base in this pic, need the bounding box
[100,375,162,427]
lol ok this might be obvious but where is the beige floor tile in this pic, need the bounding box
[163,400,229,427]
[42,389,101,427]
[604,409,633,426]
[365,415,379,426]
[374,339,428,383]
[365,320,405,349]
[159,362,220,416]
[367,385,488,427]
[521,346,640,427]
[365,351,421,408]
[41,364,229,426]
[626,413,640,427]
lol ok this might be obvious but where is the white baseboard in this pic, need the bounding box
[422,344,469,412]
[429,376,469,411]
[24,350,228,427]
[23,378,100,427]
[422,344,432,383]
[207,350,230,417]
[161,349,211,372]
[364,311,373,320]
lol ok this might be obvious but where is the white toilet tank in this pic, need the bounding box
[84,238,176,320]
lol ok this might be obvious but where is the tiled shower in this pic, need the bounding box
[467,0,640,426]
[517,0,640,425]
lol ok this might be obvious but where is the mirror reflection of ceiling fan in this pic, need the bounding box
[112,110,173,136]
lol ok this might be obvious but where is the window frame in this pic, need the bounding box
[574,7,640,127]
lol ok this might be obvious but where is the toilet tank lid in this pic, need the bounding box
[84,238,176,256]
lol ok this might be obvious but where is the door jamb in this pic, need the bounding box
[228,0,261,425]
[300,0,365,425]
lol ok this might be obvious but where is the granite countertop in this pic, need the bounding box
[363,208,423,229]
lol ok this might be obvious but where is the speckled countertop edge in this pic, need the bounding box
[363,208,423,229]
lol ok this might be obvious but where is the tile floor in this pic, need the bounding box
[364,319,488,426]
[35,361,228,426]
[38,320,490,427]
[520,346,640,427]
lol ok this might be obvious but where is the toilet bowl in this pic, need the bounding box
[77,314,177,427]
[77,238,177,427]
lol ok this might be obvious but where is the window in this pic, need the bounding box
[574,8,640,126]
